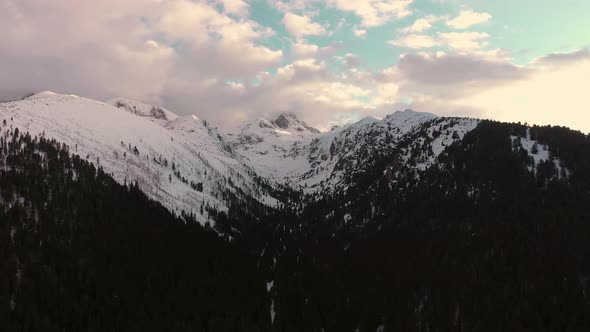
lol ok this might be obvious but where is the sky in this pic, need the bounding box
[1,0,589,132]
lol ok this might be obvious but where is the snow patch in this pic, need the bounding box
[28,91,57,98]
[270,299,276,324]
[511,134,569,178]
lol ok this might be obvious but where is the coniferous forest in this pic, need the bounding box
[0,129,269,331]
[2,120,590,331]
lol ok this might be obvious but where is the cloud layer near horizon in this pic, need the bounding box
[1,0,589,132]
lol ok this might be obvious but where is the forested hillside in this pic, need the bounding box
[228,121,590,331]
[2,120,590,331]
[0,127,271,331]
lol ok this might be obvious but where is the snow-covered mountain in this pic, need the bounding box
[228,113,320,181]
[109,97,180,126]
[229,109,478,195]
[6,91,562,223]
[0,92,276,224]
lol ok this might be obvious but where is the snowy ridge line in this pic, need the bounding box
[230,109,479,197]
[0,93,278,225]
[1,91,487,222]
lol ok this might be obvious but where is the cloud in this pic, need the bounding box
[532,48,590,68]
[2,1,589,133]
[274,0,413,28]
[393,52,529,97]
[292,40,320,58]
[282,12,327,37]
[438,32,490,50]
[344,53,362,69]
[184,58,374,129]
[0,0,281,105]
[157,0,282,76]
[0,0,175,102]
[447,9,492,29]
[290,39,343,60]
[401,16,441,33]
[390,32,489,50]
[216,0,249,16]
[389,34,439,49]
[403,18,433,33]
[353,27,368,37]
[273,0,312,13]
[374,49,590,133]
[327,0,413,27]
[459,52,590,132]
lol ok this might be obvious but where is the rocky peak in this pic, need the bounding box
[272,113,298,129]
[271,112,320,134]
[108,97,179,125]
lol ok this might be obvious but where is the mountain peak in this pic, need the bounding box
[29,91,57,98]
[108,97,179,124]
[271,112,320,134]
[272,112,299,129]
[387,109,438,121]
[25,91,80,99]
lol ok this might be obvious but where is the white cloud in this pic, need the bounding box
[216,0,249,16]
[401,16,440,33]
[326,0,413,27]
[390,32,489,51]
[2,1,589,133]
[273,0,413,27]
[389,34,439,49]
[405,18,433,33]
[292,40,320,58]
[203,57,378,129]
[373,83,400,105]
[0,0,282,105]
[282,12,327,37]
[439,32,490,50]
[290,39,343,61]
[447,9,492,29]
[353,27,368,37]
[273,0,312,13]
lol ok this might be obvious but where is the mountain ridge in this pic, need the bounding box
[1,91,571,224]
[0,92,277,224]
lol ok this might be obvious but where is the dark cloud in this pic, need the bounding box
[397,52,529,86]
[534,48,590,67]
[377,49,590,133]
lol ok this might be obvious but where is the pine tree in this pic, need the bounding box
[531,142,539,154]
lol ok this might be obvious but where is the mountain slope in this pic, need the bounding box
[1,92,486,219]
[230,109,477,197]
[1,92,575,225]
[109,97,180,126]
[0,92,276,224]
[228,113,321,181]
[219,120,590,332]
[4,92,590,331]
[0,130,270,331]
